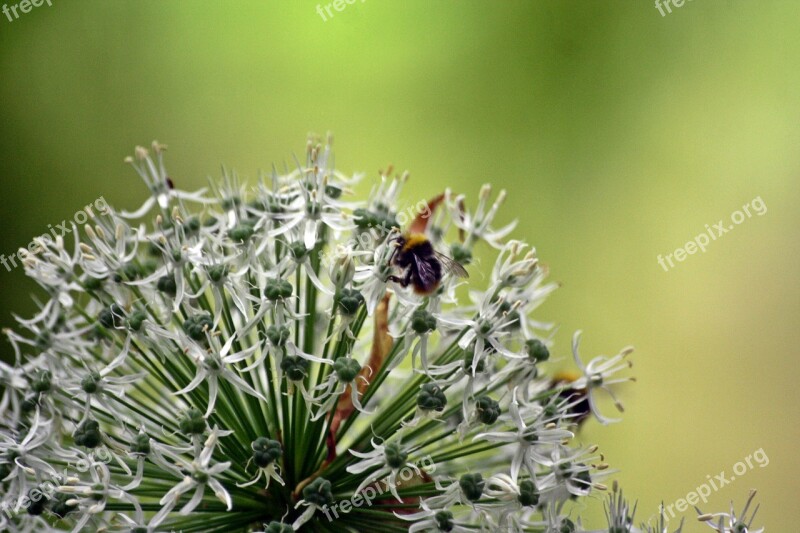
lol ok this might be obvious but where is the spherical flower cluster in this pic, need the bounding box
[0,137,762,532]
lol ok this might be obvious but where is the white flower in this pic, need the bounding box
[346,439,420,501]
[695,490,763,533]
[154,427,232,522]
[568,330,635,425]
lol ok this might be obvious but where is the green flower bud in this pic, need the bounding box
[333,357,361,383]
[525,339,549,362]
[335,288,364,316]
[81,371,102,394]
[560,518,577,533]
[450,243,472,265]
[127,310,147,332]
[383,442,408,469]
[252,437,282,468]
[353,208,397,231]
[21,395,39,413]
[302,477,333,507]
[35,331,51,351]
[31,370,51,393]
[208,264,229,283]
[265,278,293,301]
[418,383,447,412]
[264,522,293,533]
[185,216,201,234]
[130,433,151,456]
[74,419,102,449]
[114,262,140,282]
[463,349,486,373]
[459,473,484,502]
[281,355,309,382]
[50,492,77,518]
[353,208,377,229]
[325,184,343,199]
[434,510,455,532]
[228,223,255,243]
[222,196,241,210]
[83,276,105,291]
[179,408,206,435]
[157,274,177,297]
[266,324,291,347]
[289,242,309,260]
[411,309,437,334]
[182,313,213,341]
[518,479,539,507]
[98,304,126,329]
[475,396,501,425]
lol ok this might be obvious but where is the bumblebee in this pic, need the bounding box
[388,233,468,295]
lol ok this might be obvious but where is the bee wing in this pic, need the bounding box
[411,253,440,282]
[434,251,469,278]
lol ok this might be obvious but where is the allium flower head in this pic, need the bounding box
[0,136,761,532]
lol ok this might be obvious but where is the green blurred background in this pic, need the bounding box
[1,1,798,529]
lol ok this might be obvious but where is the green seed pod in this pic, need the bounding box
[179,408,207,435]
[266,324,291,348]
[518,479,539,507]
[560,518,577,533]
[289,242,309,260]
[130,432,151,456]
[252,437,282,468]
[185,216,201,234]
[264,522,293,533]
[475,396,501,425]
[208,264,229,283]
[182,313,213,341]
[228,223,255,243]
[281,355,309,382]
[383,442,408,469]
[83,275,105,291]
[157,274,177,297]
[74,419,102,449]
[81,371,102,394]
[333,357,361,383]
[30,370,52,393]
[434,510,455,532]
[525,339,549,362]
[335,288,364,316]
[98,303,126,329]
[114,262,141,282]
[265,278,293,300]
[450,243,472,265]
[302,477,333,507]
[127,310,147,332]
[50,493,77,519]
[459,473,485,502]
[411,308,437,334]
[418,383,447,412]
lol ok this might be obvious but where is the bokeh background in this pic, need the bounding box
[1,1,798,529]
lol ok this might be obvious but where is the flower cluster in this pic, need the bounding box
[0,137,763,532]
